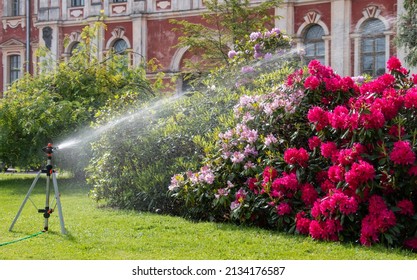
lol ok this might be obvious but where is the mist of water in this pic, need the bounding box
[56,93,185,152]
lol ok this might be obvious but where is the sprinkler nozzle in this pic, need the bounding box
[42,143,58,154]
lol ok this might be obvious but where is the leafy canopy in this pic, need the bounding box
[170,0,282,72]
[0,22,154,169]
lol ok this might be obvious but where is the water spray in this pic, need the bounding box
[9,143,66,234]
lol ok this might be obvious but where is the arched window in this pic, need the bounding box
[113,39,128,55]
[70,42,81,56]
[303,24,325,64]
[360,18,385,76]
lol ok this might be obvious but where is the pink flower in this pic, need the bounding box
[307,107,329,131]
[320,142,338,159]
[264,134,277,146]
[328,165,345,183]
[246,177,259,193]
[276,202,292,216]
[272,172,299,193]
[295,212,311,235]
[397,199,415,216]
[404,237,417,251]
[408,165,417,176]
[328,106,350,130]
[388,125,406,138]
[387,56,402,71]
[344,160,375,188]
[389,140,416,165]
[283,147,309,167]
[360,198,397,246]
[262,166,278,183]
[368,195,388,214]
[304,76,320,90]
[360,107,385,129]
[300,183,318,206]
[412,74,417,85]
[308,136,321,150]
[309,220,325,240]
[404,88,417,109]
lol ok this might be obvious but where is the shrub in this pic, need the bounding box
[169,58,417,250]
[86,28,296,213]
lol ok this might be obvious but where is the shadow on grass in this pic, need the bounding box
[0,174,90,196]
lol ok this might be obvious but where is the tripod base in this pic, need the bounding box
[9,170,67,234]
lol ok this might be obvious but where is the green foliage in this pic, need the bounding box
[85,28,297,213]
[1,175,416,260]
[170,0,282,71]
[0,23,153,170]
[396,0,417,66]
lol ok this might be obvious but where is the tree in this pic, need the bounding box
[396,0,417,66]
[0,23,154,170]
[170,0,282,72]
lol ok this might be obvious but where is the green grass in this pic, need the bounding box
[0,174,416,260]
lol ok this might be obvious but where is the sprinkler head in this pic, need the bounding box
[42,143,58,155]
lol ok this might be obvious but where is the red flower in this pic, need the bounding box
[412,74,417,85]
[408,165,417,176]
[300,183,318,206]
[404,88,417,109]
[404,237,417,251]
[304,76,320,90]
[387,56,402,71]
[309,220,325,240]
[246,177,259,193]
[262,166,278,183]
[344,160,375,188]
[308,136,321,150]
[283,147,309,167]
[320,142,338,159]
[389,140,416,165]
[328,106,350,130]
[272,172,299,192]
[295,211,311,235]
[276,202,292,216]
[307,107,329,131]
[388,125,406,138]
[360,198,396,246]
[397,199,415,216]
[328,165,345,183]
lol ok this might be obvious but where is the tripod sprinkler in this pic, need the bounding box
[9,143,66,234]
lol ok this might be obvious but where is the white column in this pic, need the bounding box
[331,0,351,76]
[275,1,294,35]
[132,15,147,66]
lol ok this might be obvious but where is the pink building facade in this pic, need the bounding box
[0,0,406,96]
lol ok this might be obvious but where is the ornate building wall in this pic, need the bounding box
[0,0,404,95]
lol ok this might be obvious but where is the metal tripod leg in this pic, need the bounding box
[9,171,42,232]
[52,172,66,234]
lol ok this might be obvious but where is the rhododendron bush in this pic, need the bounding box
[169,57,417,250]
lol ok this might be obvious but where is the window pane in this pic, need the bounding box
[362,39,374,53]
[113,39,127,54]
[72,0,85,6]
[362,55,373,71]
[376,38,385,52]
[305,43,315,56]
[9,55,21,84]
[317,42,325,56]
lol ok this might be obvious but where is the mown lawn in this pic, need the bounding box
[0,174,416,260]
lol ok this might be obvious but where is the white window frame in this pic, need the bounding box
[351,5,394,76]
[296,11,330,66]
